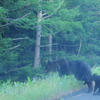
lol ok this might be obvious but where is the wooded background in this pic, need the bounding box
[0,0,100,81]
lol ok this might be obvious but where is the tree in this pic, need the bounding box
[33,0,65,68]
[1,0,100,81]
[33,10,42,68]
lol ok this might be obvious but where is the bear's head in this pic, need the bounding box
[45,60,60,74]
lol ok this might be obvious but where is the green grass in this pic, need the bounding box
[0,73,83,100]
[1,66,100,100]
[92,66,100,75]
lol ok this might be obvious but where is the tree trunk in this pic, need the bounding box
[77,35,82,57]
[48,34,52,60]
[33,11,42,68]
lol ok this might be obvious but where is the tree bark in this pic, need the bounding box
[77,36,82,56]
[33,11,42,68]
[48,34,52,60]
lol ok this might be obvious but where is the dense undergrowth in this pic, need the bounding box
[0,66,100,100]
[0,73,83,100]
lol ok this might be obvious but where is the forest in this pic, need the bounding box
[0,0,100,81]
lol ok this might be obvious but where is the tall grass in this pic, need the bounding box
[92,66,100,75]
[0,73,83,100]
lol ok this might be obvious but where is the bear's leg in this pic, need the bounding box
[93,83,98,95]
[97,87,100,95]
[86,81,93,93]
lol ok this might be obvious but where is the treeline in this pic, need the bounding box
[0,0,100,81]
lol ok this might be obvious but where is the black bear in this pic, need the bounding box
[45,59,93,93]
[91,73,100,95]
[45,59,70,76]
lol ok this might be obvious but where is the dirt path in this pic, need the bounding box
[58,88,100,100]
[64,93,100,100]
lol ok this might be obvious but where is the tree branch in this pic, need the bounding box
[58,44,78,47]
[12,37,29,41]
[3,3,31,14]
[41,28,65,37]
[6,44,20,51]
[14,13,31,21]
[43,0,64,19]
[84,7,100,12]
[40,43,58,47]
[0,13,31,28]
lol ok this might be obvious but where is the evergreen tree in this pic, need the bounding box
[0,0,100,81]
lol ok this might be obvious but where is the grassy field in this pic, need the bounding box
[0,67,100,100]
[0,73,83,100]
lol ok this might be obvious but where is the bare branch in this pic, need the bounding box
[6,44,20,50]
[41,28,65,37]
[43,0,64,19]
[13,37,29,41]
[14,13,31,21]
[0,17,13,21]
[58,44,78,47]
[0,13,31,28]
[84,7,100,12]
[40,43,58,47]
[42,13,47,16]
[0,22,13,29]
[55,0,65,11]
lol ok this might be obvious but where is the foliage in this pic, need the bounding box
[0,0,100,81]
[0,73,83,100]
[92,66,100,75]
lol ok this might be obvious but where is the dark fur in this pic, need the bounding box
[91,73,100,95]
[45,59,70,76]
[45,59,93,93]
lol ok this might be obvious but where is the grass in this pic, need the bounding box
[1,66,100,100]
[0,73,83,100]
[92,65,100,75]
